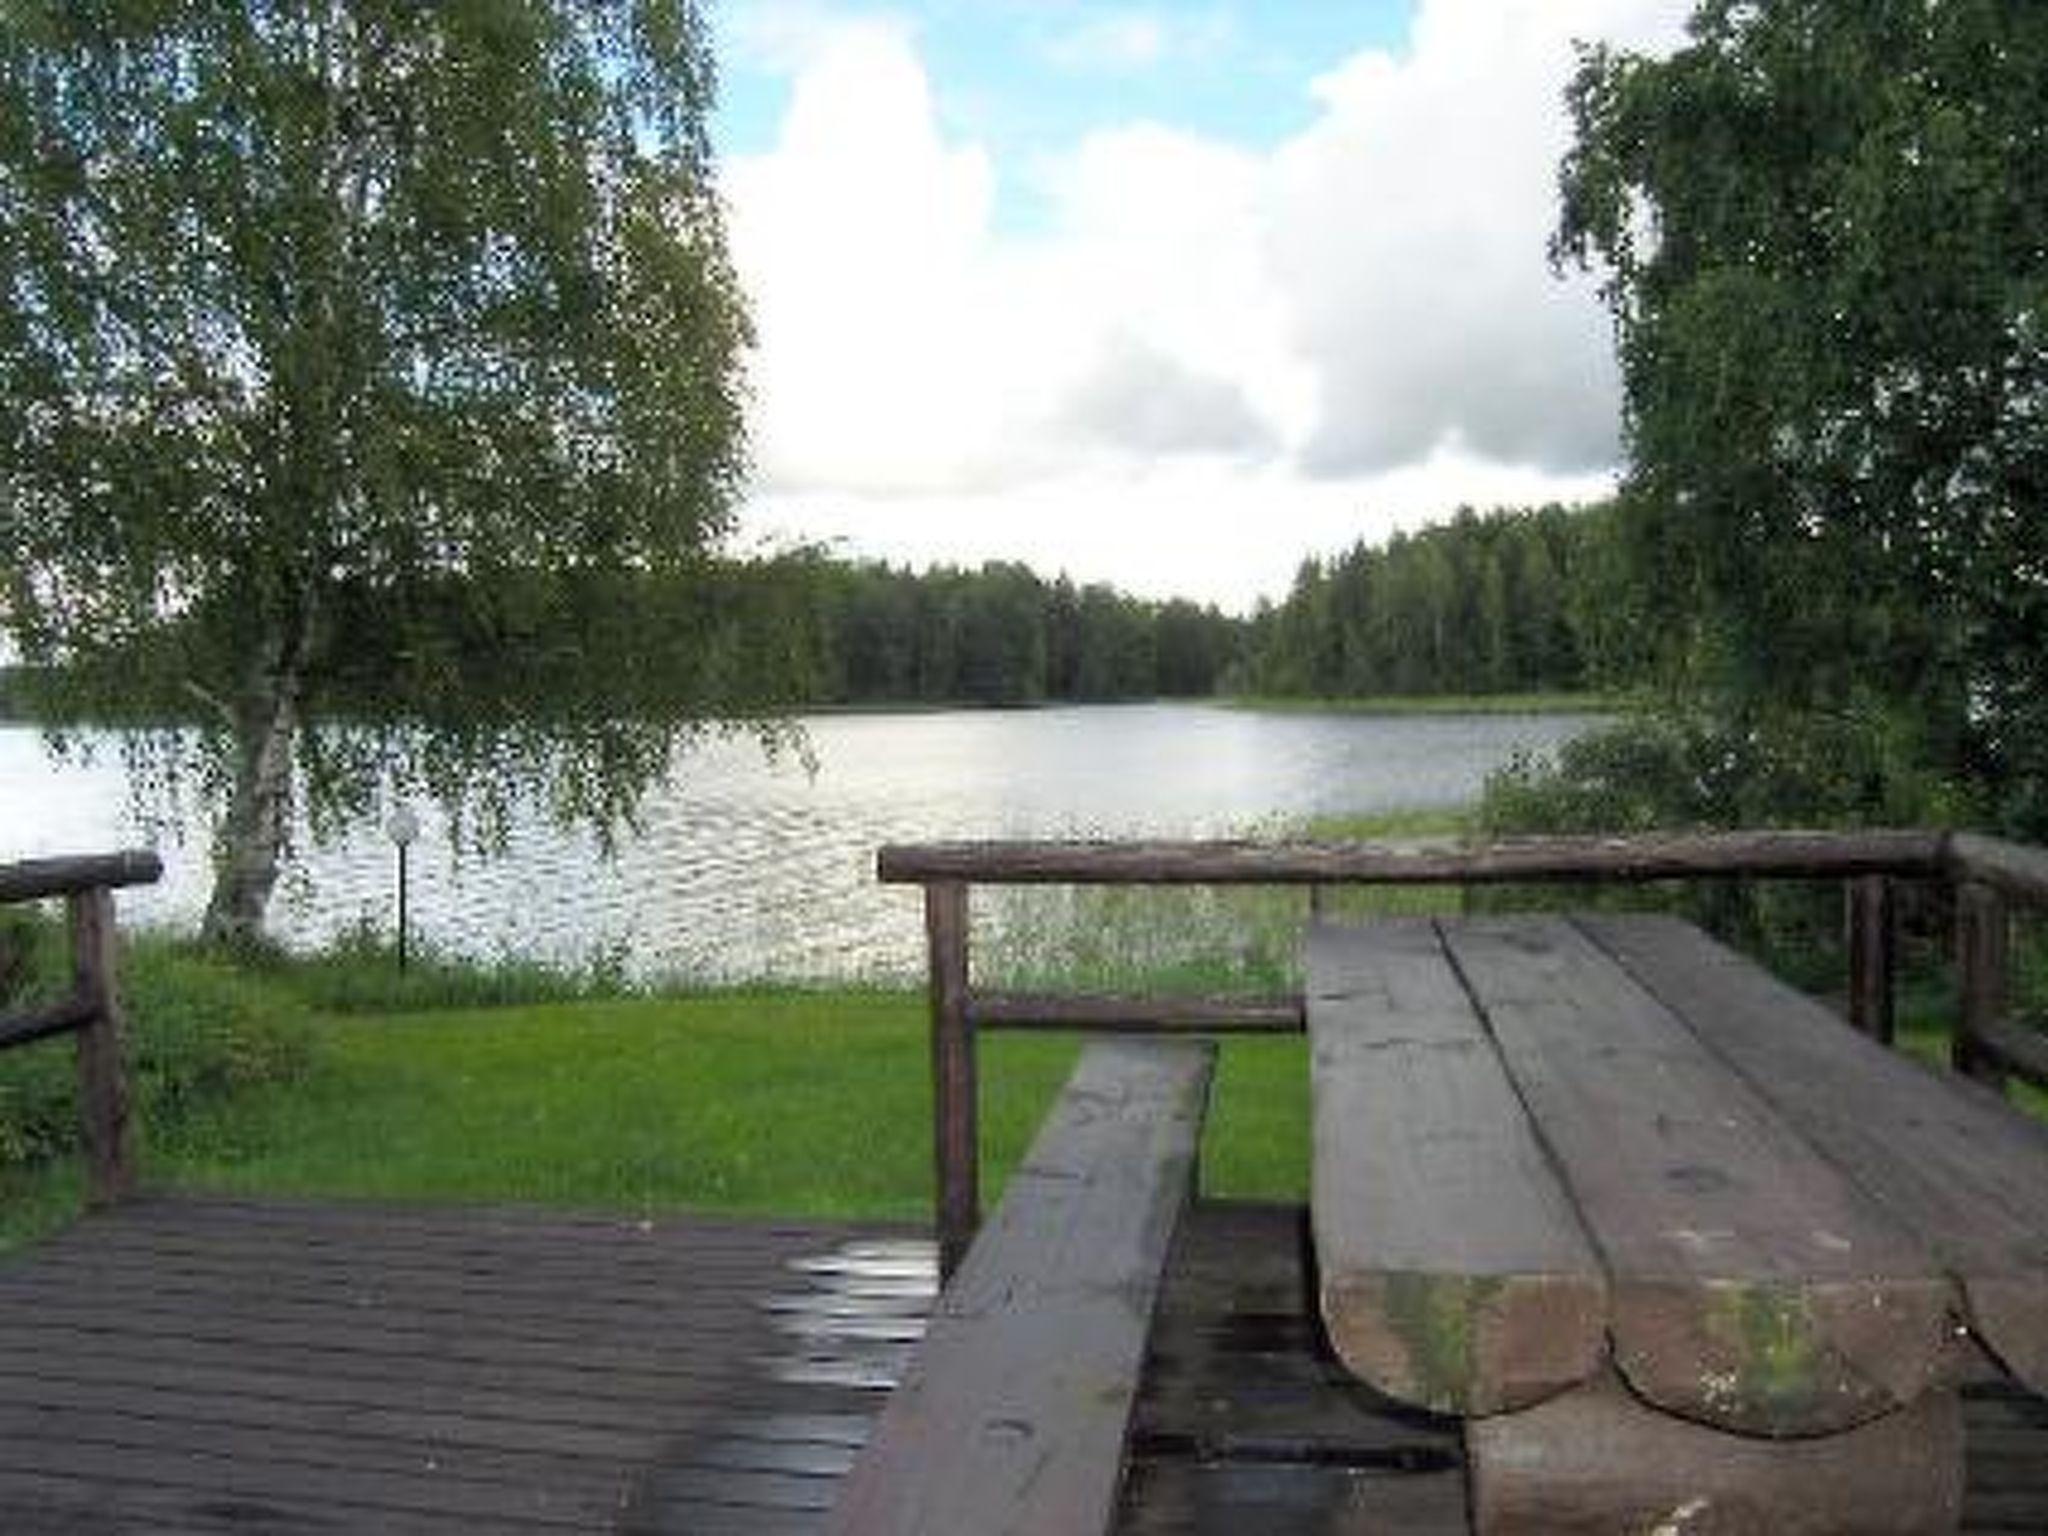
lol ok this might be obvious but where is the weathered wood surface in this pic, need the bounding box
[1306,920,1605,1416]
[1949,832,2048,907]
[878,830,1947,887]
[0,1196,926,1534]
[1969,1015,2048,1093]
[0,992,95,1051]
[1442,916,1953,1435]
[924,880,976,1280]
[1586,912,2048,1399]
[828,1038,1214,1536]
[1846,873,1897,1043]
[970,991,1302,1034]
[1956,880,2013,1089]
[69,887,136,1206]
[8,1196,2048,1533]
[1467,1368,1964,1536]
[0,850,163,904]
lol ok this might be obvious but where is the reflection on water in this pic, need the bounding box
[0,704,1592,979]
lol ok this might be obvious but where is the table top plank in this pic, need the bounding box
[1583,911,2048,1398]
[1440,915,1955,1436]
[1306,920,1607,1416]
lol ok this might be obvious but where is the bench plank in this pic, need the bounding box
[1441,915,1953,1435]
[826,1037,1214,1536]
[1306,920,1606,1415]
[1584,911,2048,1398]
[1468,1368,1964,1536]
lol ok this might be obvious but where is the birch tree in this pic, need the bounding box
[1554,0,2048,827]
[0,1,754,941]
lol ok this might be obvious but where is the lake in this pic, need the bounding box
[0,704,1594,980]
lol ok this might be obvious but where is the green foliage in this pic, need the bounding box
[0,919,317,1169]
[1238,504,1632,700]
[0,1,756,935]
[1477,709,1980,989]
[1555,0,2048,831]
[1479,710,1975,838]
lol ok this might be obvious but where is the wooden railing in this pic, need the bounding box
[879,828,2048,1276]
[0,851,163,1207]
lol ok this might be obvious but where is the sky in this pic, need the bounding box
[709,0,1693,612]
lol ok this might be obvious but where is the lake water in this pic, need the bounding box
[0,705,1593,980]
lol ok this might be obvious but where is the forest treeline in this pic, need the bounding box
[1237,503,1639,699]
[3,506,1650,725]
[794,560,1241,706]
[771,502,1644,708]
[639,506,1648,710]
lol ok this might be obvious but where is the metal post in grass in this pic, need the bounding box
[387,805,420,972]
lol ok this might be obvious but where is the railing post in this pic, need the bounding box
[926,880,977,1282]
[1954,879,2009,1090]
[1845,875,1895,1044]
[69,887,136,1206]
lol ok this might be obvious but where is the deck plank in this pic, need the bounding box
[0,1196,923,1536]
[4,1194,2045,1531]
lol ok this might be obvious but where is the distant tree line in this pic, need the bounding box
[5,516,1656,733]
[4,556,1250,731]
[800,559,1241,707]
[1235,504,1646,699]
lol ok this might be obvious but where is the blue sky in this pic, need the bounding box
[710,1,1688,609]
[717,3,1414,232]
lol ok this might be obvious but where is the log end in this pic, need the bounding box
[1322,1268,1607,1417]
[1612,1276,1957,1436]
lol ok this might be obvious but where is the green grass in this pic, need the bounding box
[8,800,2044,1257]
[0,1158,88,1254]
[141,989,1306,1224]
[1225,691,1630,717]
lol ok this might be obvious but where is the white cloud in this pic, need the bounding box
[1270,0,1688,477]
[1059,332,1274,458]
[725,21,1035,495]
[721,0,1689,607]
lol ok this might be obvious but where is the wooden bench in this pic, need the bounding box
[826,1037,1215,1536]
[1308,913,2048,1534]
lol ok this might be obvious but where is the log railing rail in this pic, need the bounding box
[0,850,162,1207]
[880,828,2048,1276]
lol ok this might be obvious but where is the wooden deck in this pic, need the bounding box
[3,1196,2045,1533]
[0,1195,930,1535]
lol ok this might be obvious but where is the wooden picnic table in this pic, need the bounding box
[1308,913,2048,1535]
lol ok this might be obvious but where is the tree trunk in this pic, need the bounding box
[200,635,305,948]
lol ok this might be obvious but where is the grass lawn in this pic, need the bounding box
[137,988,1307,1225]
